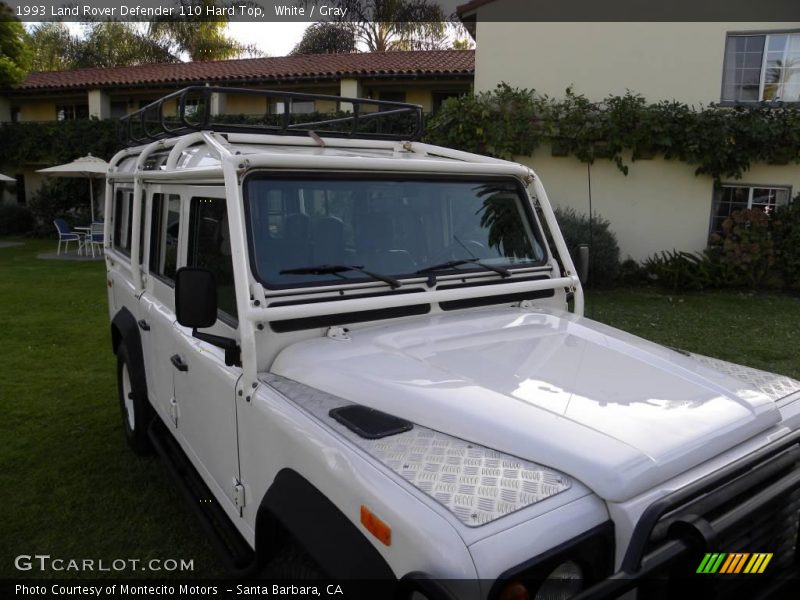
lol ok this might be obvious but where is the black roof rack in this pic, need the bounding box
[118,85,424,146]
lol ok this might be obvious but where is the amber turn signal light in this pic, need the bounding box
[360,505,391,546]
[498,581,529,600]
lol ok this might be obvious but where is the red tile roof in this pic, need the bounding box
[13,50,474,92]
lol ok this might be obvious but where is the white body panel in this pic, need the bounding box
[271,306,779,503]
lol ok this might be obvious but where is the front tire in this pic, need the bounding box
[117,343,154,455]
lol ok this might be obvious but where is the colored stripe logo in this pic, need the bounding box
[696,553,773,574]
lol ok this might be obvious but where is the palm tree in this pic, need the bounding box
[304,0,450,52]
[149,0,261,62]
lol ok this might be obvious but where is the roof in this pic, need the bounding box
[456,0,499,16]
[12,50,475,93]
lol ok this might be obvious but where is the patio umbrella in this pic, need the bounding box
[37,154,109,222]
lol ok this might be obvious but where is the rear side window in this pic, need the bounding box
[149,193,181,283]
[187,197,237,322]
[112,188,145,263]
[113,189,132,255]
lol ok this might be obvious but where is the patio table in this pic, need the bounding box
[74,225,91,255]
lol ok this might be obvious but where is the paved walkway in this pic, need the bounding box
[0,241,24,249]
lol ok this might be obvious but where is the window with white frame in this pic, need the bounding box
[56,104,89,121]
[270,99,316,115]
[710,184,792,233]
[722,32,800,103]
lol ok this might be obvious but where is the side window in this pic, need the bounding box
[188,197,237,322]
[138,192,146,266]
[149,193,181,283]
[113,189,133,256]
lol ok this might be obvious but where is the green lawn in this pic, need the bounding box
[0,239,223,579]
[0,238,798,579]
[585,288,800,380]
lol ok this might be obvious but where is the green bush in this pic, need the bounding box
[27,179,93,236]
[553,207,620,286]
[424,84,546,159]
[708,208,778,288]
[617,257,647,285]
[643,199,800,292]
[0,203,34,235]
[642,249,723,292]
[424,84,800,180]
[0,119,119,165]
[772,195,800,289]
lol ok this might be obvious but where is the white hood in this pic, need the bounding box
[270,308,780,502]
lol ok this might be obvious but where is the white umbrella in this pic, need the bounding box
[37,154,109,222]
[0,173,14,182]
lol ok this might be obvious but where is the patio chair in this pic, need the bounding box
[87,222,104,258]
[53,218,81,255]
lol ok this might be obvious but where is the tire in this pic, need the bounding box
[117,343,154,455]
[260,542,324,579]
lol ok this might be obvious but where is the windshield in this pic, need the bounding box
[244,176,547,288]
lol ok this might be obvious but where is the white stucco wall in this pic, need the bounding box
[473,21,799,103]
[470,16,800,259]
[519,149,800,261]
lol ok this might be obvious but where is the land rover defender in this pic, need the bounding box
[104,86,800,599]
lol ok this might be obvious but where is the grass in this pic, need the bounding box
[1,238,798,579]
[586,287,800,380]
[0,239,223,579]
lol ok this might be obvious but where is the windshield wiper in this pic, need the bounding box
[416,259,510,278]
[280,264,402,289]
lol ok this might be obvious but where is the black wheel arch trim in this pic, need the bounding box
[111,307,148,400]
[256,468,395,579]
[397,572,460,600]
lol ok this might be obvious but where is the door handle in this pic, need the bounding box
[137,319,150,331]
[170,354,188,372]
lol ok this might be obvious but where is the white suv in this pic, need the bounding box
[105,86,800,598]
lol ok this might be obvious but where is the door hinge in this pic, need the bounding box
[169,396,178,427]
[232,480,245,509]
[326,326,351,341]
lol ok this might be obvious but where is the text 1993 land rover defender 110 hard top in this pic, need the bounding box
[104,87,800,599]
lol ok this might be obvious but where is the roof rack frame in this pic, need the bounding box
[118,85,424,146]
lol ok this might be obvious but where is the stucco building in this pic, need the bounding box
[0,50,474,205]
[459,0,800,260]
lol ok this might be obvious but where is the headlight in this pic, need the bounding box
[534,561,584,600]
[490,523,614,600]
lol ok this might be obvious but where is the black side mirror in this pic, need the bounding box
[174,267,241,368]
[175,267,218,328]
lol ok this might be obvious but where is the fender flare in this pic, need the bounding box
[110,307,148,400]
[256,469,395,579]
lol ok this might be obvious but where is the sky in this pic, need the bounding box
[224,22,312,56]
[50,21,313,58]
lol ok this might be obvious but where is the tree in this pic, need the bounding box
[24,1,260,72]
[291,22,358,55]
[149,0,261,62]
[73,22,175,68]
[0,3,31,86]
[303,0,450,52]
[25,23,75,72]
[451,36,474,50]
[26,22,177,71]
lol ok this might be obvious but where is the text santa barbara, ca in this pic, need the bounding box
[14,2,349,20]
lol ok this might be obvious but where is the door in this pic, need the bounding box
[169,191,242,515]
[140,190,183,423]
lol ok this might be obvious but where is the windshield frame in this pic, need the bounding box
[242,171,551,291]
